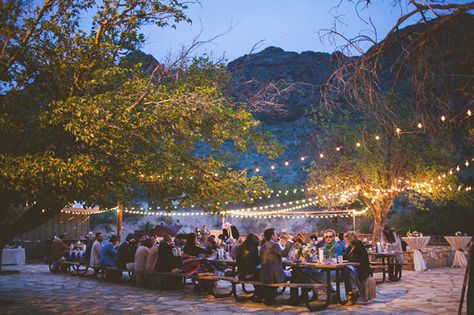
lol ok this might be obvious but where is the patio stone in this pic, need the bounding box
[0,264,468,314]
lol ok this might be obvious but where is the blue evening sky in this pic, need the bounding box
[140,0,415,63]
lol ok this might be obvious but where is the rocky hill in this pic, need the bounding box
[96,14,473,234]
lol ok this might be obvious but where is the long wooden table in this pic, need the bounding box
[206,258,360,305]
[284,261,360,304]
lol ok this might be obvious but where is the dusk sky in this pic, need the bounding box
[140,0,418,62]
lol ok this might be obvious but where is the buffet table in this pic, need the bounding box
[444,236,471,268]
[1,247,26,266]
[402,236,430,271]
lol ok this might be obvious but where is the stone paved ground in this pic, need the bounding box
[0,264,468,314]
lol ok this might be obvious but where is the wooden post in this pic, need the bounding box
[221,215,225,229]
[117,201,123,242]
[352,213,356,232]
[459,241,473,315]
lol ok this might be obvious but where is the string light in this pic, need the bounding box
[441,115,446,122]
[417,123,423,129]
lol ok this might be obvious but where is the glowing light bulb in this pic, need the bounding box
[417,123,423,129]
[284,161,289,166]
[319,153,324,158]
[468,109,472,116]
[356,142,361,147]
[441,115,446,122]
[270,165,275,170]
[255,167,260,172]
[465,161,469,167]
[336,147,341,151]
[300,156,305,161]
[375,135,380,140]
[396,128,401,134]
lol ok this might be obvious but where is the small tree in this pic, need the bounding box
[307,93,472,242]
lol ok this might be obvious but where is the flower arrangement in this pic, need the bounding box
[302,244,318,261]
[406,230,420,237]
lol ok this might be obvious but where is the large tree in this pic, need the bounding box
[0,0,280,247]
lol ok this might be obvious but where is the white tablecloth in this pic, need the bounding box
[1,248,26,265]
[444,236,471,268]
[402,237,430,271]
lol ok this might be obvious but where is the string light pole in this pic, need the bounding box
[117,200,123,242]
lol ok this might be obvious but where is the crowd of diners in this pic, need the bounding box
[50,224,405,306]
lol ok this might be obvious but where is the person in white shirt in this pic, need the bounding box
[134,237,155,286]
[89,232,103,277]
[145,240,159,272]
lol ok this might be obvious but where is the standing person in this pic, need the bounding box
[236,234,262,302]
[382,224,404,279]
[90,232,103,277]
[259,228,291,305]
[342,232,370,305]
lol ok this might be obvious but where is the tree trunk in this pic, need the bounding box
[0,242,4,272]
[372,213,384,244]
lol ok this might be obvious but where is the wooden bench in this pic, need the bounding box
[49,260,90,276]
[369,263,389,283]
[228,279,328,311]
[100,266,135,282]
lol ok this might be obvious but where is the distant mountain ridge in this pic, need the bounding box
[128,13,473,188]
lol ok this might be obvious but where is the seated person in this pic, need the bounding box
[117,234,135,270]
[236,233,262,301]
[146,240,159,272]
[205,235,218,254]
[155,234,181,273]
[308,229,342,297]
[134,237,155,286]
[50,234,69,261]
[181,233,208,275]
[100,235,118,267]
[342,232,370,305]
[260,228,291,305]
[100,235,120,281]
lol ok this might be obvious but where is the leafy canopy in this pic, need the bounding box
[0,1,280,241]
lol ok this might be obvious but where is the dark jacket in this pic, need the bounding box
[117,241,133,269]
[50,238,69,260]
[183,243,206,257]
[236,243,260,280]
[155,241,181,272]
[259,240,290,284]
[346,240,370,282]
